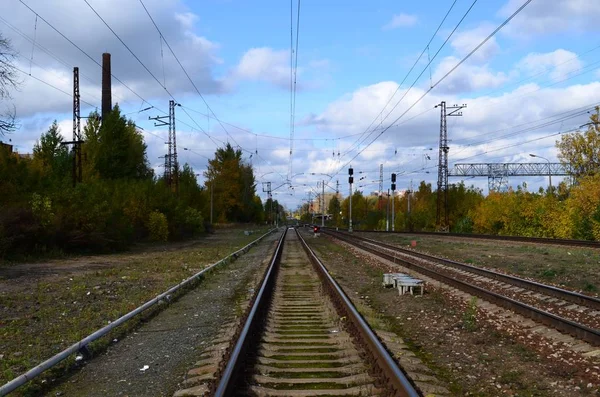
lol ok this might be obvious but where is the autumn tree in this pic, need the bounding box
[32,120,70,181]
[0,34,19,135]
[557,107,600,178]
[92,106,152,180]
[204,143,261,223]
[328,195,341,226]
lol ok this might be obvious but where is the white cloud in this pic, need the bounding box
[301,79,600,191]
[230,47,291,89]
[431,56,510,94]
[5,0,224,118]
[450,23,499,63]
[383,13,418,30]
[227,47,330,91]
[499,0,600,36]
[517,49,583,82]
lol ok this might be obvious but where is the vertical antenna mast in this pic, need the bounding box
[435,101,466,232]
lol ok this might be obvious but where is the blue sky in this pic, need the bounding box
[3,0,600,209]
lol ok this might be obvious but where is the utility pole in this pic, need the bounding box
[378,164,384,211]
[391,173,396,232]
[386,188,390,231]
[150,100,179,193]
[262,182,272,226]
[407,180,413,232]
[348,167,354,232]
[150,110,170,183]
[62,67,84,187]
[321,180,325,228]
[170,100,179,194]
[435,101,466,232]
[210,181,214,224]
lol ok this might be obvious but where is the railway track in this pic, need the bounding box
[353,229,600,249]
[212,228,419,396]
[322,229,600,347]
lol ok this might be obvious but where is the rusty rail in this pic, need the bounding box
[325,230,600,346]
[349,228,600,248]
[329,230,600,311]
[213,228,421,396]
[296,229,420,396]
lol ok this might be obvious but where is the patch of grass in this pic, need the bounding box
[272,348,339,354]
[499,369,524,385]
[267,371,350,379]
[257,381,360,390]
[540,269,557,279]
[584,282,598,292]
[266,354,341,361]
[0,228,271,394]
[267,361,346,369]
[462,297,478,331]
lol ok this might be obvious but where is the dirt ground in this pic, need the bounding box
[303,231,600,396]
[354,232,600,296]
[0,226,270,391]
[44,232,280,397]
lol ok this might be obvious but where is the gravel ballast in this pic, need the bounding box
[44,231,281,397]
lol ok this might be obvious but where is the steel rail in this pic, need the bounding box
[328,230,600,311]
[213,228,287,396]
[296,229,420,396]
[0,228,277,396]
[351,229,600,248]
[325,230,600,346]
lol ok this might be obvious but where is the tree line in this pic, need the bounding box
[305,108,600,240]
[0,107,269,259]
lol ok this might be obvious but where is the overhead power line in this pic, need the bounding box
[342,0,477,159]
[137,0,241,148]
[346,0,460,157]
[331,0,534,184]
[13,64,98,108]
[17,0,159,112]
[289,0,301,180]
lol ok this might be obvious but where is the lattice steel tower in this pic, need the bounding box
[435,101,466,232]
[150,100,179,193]
[72,67,82,185]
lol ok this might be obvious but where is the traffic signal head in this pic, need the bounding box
[348,167,353,176]
[391,173,396,182]
[313,226,320,233]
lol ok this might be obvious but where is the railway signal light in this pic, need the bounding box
[348,167,353,175]
[391,183,396,191]
[391,173,396,183]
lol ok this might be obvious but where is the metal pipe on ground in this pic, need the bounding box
[0,228,277,396]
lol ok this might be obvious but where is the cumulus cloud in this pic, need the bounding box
[517,49,583,82]
[499,0,600,36]
[450,23,499,63]
[431,56,510,94]
[5,0,224,118]
[227,47,331,91]
[383,13,418,30]
[229,47,291,89]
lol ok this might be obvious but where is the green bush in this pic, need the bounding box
[147,211,169,242]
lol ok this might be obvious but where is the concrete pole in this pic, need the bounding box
[386,189,390,231]
[392,188,395,231]
[210,181,213,224]
[349,183,353,232]
[321,180,325,228]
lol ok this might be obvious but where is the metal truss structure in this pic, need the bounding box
[449,163,571,192]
